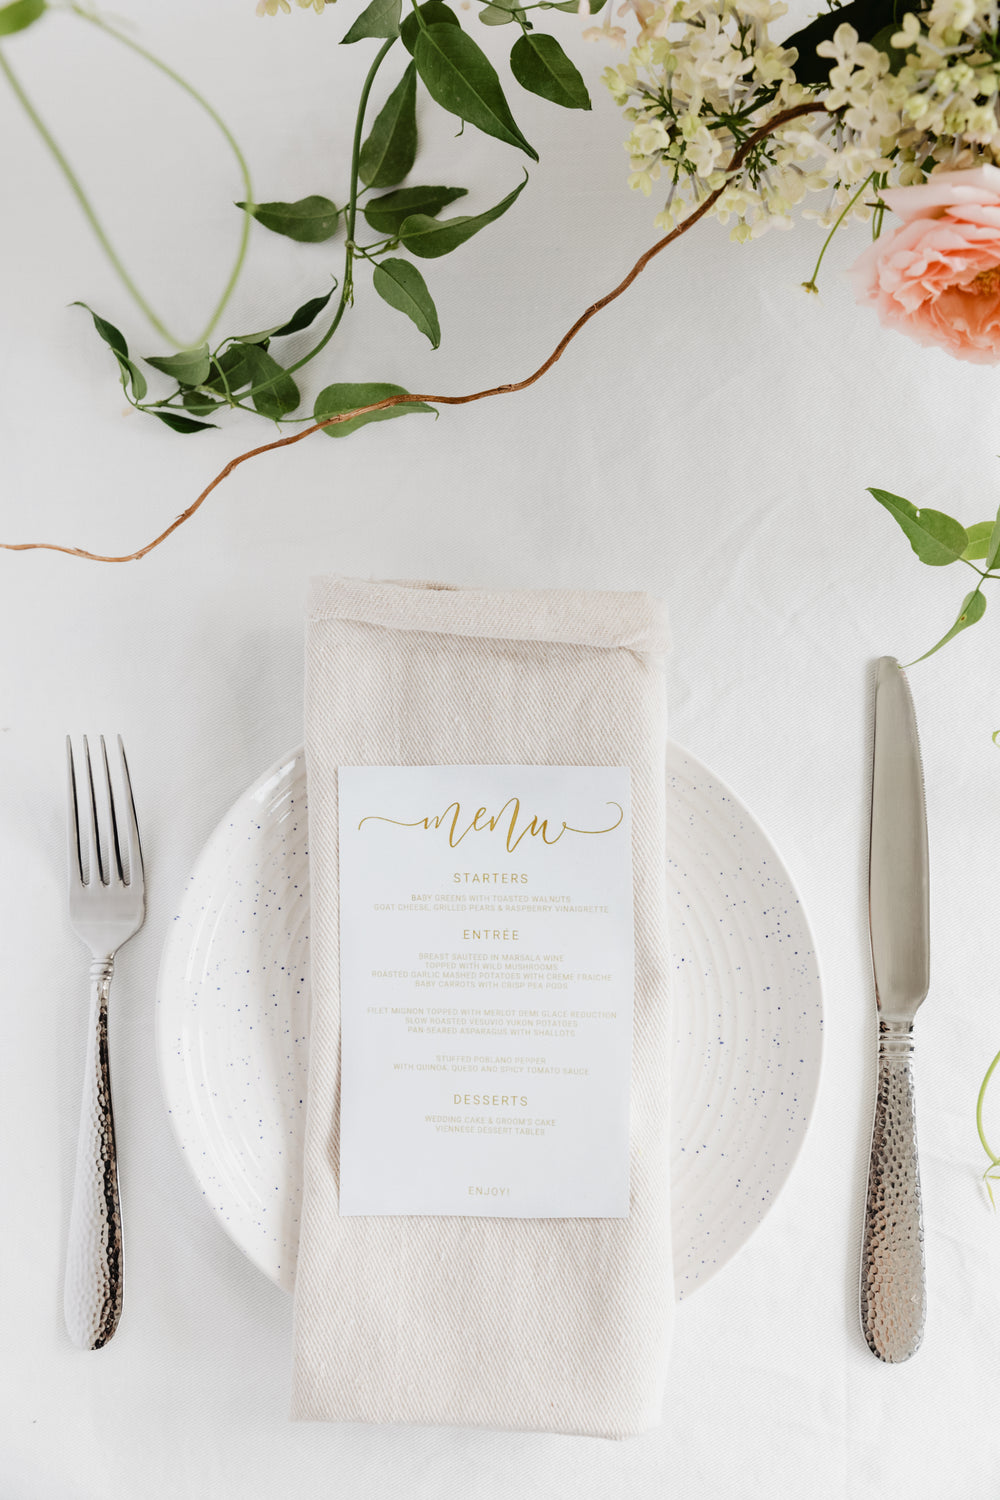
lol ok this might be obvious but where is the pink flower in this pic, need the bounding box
[849,165,1000,364]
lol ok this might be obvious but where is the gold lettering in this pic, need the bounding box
[360,798,624,850]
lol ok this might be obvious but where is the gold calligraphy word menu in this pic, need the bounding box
[337,766,635,1217]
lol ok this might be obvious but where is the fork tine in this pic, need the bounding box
[100,735,124,883]
[66,737,84,885]
[116,735,144,889]
[82,735,104,887]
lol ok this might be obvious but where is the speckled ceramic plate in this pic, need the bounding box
[156,745,822,1300]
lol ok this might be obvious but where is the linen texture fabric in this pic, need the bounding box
[292,576,673,1438]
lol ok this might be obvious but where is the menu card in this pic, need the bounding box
[337,765,635,1218]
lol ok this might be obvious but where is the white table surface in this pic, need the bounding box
[3,1,1000,1494]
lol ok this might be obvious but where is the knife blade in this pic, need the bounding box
[861,655,930,1363]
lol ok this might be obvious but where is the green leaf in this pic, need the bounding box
[144,344,211,386]
[120,357,147,402]
[911,590,987,663]
[547,0,604,12]
[240,344,301,420]
[782,0,896,85]
[359,62,417,190]
[233,329,275,346]
[152,411,217,434]
[237,196,339,243]
[72,301,147,401]
[400,0,458,55]
[509,31,590,109]
[0,0,45,37]
[869,488,969,567]
[985,500,1000,572]
[341,0,401,42]
[961,521,994,561]
[237,287,338,344]
[479,0,522,25]
[204,341,257,396]
[414,24,537,160]
[399,171,527,258]
[364,184,467,235]
[270,285,338,338]
[181,389,223,416]
[72,300,127,361]
[204,340,298,419]
[373,258,441,346]
[314,381,435,437]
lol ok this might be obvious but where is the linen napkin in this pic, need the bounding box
[292,576,673,1438]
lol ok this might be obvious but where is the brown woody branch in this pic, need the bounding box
[0,102,826,564]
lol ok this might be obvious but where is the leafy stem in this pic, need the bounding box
[249,34,396,397]
[31,0,591,427]
[802,172,875,293]
[869,488,1000,661]
[871,169,889,240]
[0,100,830,562]
[347,41,396,304]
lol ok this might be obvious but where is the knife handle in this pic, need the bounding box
[860,1020,925,1362]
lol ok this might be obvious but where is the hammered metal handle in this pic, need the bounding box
[64,960,123,1349]
[860,1021,925,1362]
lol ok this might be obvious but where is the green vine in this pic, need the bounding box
[1,0,598,437]
[0,2,253,349]
[867,487,1000,663]
[978,1048,1000,1206]
[71,3,255,349]
[801,173,876,294]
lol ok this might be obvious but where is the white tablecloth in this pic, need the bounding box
[3,1,1000,1494]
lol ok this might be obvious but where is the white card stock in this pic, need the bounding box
[337,765,635,1218]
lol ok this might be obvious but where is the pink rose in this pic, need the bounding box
[849,165,1000,364]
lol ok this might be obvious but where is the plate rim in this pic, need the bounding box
[664,744,825,1290]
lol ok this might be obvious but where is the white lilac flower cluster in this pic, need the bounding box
[603,0,1000,240]
[845,0,1000,171]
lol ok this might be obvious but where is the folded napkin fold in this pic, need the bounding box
[292,577,673,1438]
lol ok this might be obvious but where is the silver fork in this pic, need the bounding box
[64,735,145,1349]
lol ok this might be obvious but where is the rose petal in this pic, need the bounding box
[850,168,1000,363]
[880,164,1000,221]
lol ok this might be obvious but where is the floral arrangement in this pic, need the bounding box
[2,0,1000,621]
[606,0,1000,356]
[5,0,1000,476]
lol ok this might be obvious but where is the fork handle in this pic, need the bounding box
[860,1021,926,1363]
[64,959,123,1349]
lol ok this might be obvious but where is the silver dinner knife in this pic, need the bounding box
[861,656,930,1362]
